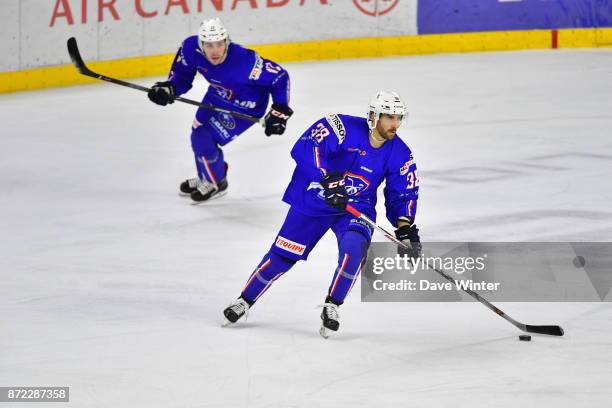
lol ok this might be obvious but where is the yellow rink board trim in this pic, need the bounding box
[1,27,611,94]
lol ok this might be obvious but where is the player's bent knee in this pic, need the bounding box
[268,251,297,269]
[191,127,217,150]
[339,230,370,259]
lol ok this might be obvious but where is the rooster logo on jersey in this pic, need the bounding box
[210,84,234,101]
[343,172,370,196]
[308,172,370,201]
[308,171,371,203]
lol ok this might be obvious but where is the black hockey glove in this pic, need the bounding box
[321,173,348,210]
[147,81,176,106]
[264,104,293,136]
[395,224,422,258]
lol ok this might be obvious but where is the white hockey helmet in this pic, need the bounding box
[367,91,407,129]
[198,18,229,45]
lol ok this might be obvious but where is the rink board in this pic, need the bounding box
[1,27,611,93]
[1,0,612,93]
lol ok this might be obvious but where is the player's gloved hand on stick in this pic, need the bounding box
[321,173,348,210]
[395,224,422,258]
[147,81,176,106]
[264,104,293,136]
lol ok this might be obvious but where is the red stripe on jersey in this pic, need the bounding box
[202,156,218,185]
[330,253,349,296]
[244,259,272,291]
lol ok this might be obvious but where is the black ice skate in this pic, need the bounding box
[319,296,341,339]
[222,296,253,326]
[190,178,228,203]
[189,162,229,203]
[179,177,200,195]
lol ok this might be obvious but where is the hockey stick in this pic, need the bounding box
[66,37,265,126]
[345,204,565,336]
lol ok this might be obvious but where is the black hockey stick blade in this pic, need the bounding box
[525,325,564,336]
[67,37,97,78]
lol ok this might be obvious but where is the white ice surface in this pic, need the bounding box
[1,50,612,408]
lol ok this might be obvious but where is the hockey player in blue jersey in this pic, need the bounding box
[222,91,421,337]
[147,18,292,202]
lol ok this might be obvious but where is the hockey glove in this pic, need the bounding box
[148,81,176,106]
[321,173,348,210]
[395,224,422,258]
[264,104,293,136]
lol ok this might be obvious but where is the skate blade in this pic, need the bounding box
[178,192,193,197]
[221,319,233,327]
[190,190,228,205]
[319,326,335,339]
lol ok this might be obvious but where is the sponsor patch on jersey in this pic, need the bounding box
[349,218,374,237]
[209,117,233,140]
[218,112,236,130]
[249,54,263,80]
[233,99,256,109]
[348,147,366,156]
[275,236,306,255]
[325,114,346,145]
[400,154,415,175]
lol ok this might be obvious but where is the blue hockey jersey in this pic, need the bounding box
[282,115,419,227]
[167,36,290,117]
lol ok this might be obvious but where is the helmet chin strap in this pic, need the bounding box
[367,112,378,130]
[371,130,385,141]
[369,121,387,145]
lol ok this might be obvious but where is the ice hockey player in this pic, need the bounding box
[147,18,293,202]
[222,91,421,338]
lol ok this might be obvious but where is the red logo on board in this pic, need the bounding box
[353,0,400,17]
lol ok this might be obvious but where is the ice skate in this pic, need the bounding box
[179,177,201,196]
[190,162,229,203]
[222,296,251,327]
[190,178,228,203]
[319,297,341,339]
